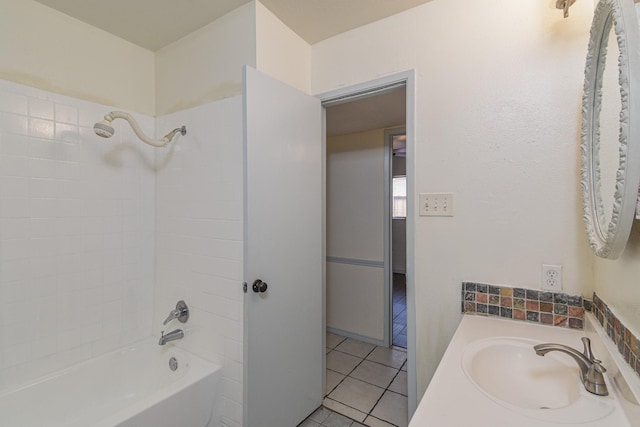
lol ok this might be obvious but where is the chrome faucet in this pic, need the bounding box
[158,329,184,346]
[163,300,189,325]
[534,337,608,396]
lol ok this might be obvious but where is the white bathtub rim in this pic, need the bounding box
[93,362,221,427]
[0,336,221,401]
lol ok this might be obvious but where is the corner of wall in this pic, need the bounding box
[255,0,311,93]
[154,2,257,116]
[0,0,155,115]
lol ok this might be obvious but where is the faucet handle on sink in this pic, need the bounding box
[581,337,608,396]
[581,337,606,369]
[534,336,608,396]
[586,359,608,396]
[581,337,597,362]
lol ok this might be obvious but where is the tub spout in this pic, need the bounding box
[159,329,184,346]
[533,337,608,396]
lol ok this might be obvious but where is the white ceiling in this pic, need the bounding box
[258,0,431,45]
[34,0,431,50]
[33,0,409,133]
[326,87,406,137]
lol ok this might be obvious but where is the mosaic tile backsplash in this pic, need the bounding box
[592,293,640,378]
[461,283,640,379]
[461,282,585,329]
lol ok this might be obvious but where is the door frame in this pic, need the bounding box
[316,69,418,417]
[385,126,406,348]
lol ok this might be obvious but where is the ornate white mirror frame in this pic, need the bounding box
[582,0,640,259]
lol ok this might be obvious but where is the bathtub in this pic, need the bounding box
[0,338,222,427]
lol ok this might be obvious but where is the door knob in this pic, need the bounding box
[252,279,268,293]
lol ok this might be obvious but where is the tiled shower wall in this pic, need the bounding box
[155,97,244,427]
[0,80,156,386]
[0,81,244,426]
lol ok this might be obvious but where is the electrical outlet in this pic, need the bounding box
[542,264,562,291]
[419,193,454,216]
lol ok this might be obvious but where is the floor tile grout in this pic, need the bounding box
[325,345,380,399]
[325,281,407,425]
[392,273,407,349]
[325,338,408,426]
[329,347,405,368]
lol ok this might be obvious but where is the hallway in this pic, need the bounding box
[312,333,408,427]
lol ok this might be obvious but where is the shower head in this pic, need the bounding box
[93,120,115,138]
[93,111,186,147]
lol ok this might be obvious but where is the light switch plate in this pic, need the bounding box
[419,193,454,216]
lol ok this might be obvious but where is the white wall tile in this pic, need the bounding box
[29,118,54,139]
[0,113,28,135]
[155,96,244,426]
[1,134,30,157]
[0,81,155,385]
[55,104,78,125]
[0,155,29,177]
[0,82,244,426]
[0,92,27,115]
[28,98,54,120]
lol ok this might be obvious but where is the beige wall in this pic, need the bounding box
[2,0,310,118]
[0,0,155,115]
[255,2,311,93]
[327,129,385,260]
[155,0,311,117]
[326,129,385,341]
[313,0,595,401]
[593,225,640,338]
[155,2,256,116]
[326,263,385,341]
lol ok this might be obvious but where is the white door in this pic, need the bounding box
[243,66,324,427]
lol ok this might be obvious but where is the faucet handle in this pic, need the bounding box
[581,337,596,361]
[163,300,189,325]
[581,337,609,396]
[586,359,608,396]
[163,309,180,325]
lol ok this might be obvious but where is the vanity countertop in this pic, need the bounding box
[409,314,639,427]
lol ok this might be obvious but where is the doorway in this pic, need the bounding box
[243,67,416,427]
[388,130,407,349]
[318,72,414,426]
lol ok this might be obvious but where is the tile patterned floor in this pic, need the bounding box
[299,407,366,427]
[309,333,408,427]
[392,273,407,348]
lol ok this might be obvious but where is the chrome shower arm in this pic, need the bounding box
[101,111,186,147]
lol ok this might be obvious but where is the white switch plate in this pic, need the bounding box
[542,264,562,291]
[419,193,454,216]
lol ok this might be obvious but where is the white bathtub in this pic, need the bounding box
[0,338,222,427]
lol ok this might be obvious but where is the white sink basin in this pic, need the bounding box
[462,337,615,423]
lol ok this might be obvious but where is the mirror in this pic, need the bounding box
[582,0,640,259]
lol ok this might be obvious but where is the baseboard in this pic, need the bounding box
[326,327,384,347]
